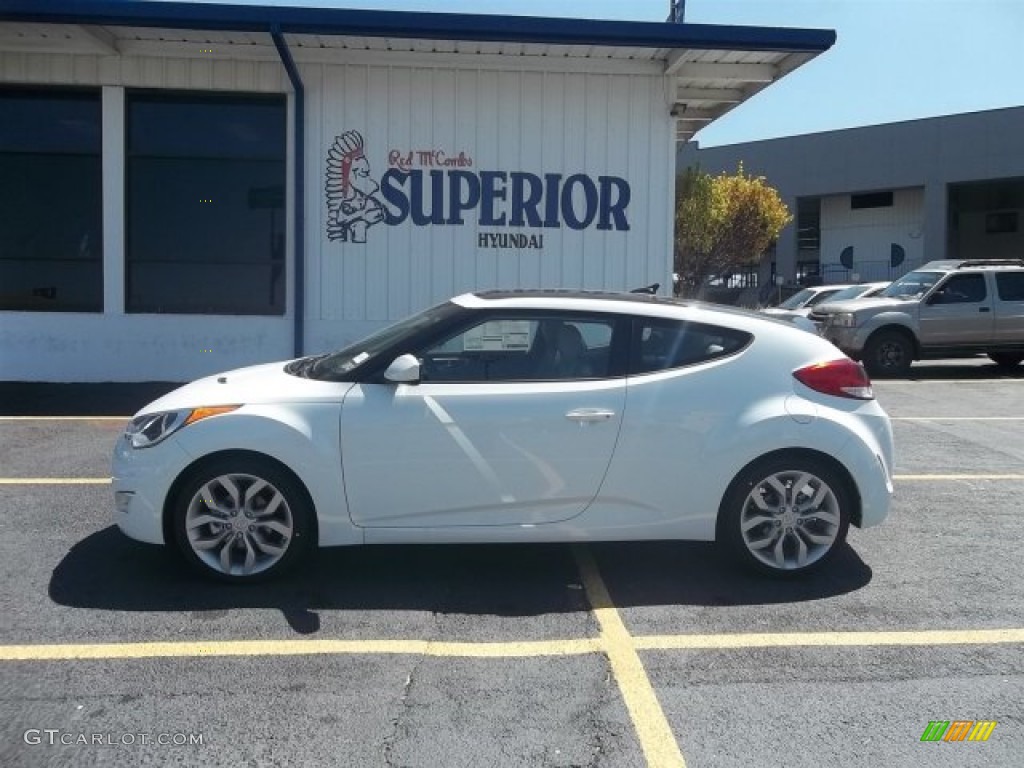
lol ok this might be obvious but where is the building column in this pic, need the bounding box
[101,86,125,315]
[775,196,799,281]
[923,180,948,263]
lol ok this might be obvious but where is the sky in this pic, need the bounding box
[156,0,1024,147]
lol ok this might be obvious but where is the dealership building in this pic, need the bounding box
[679,106,1024,292]
[0,0,832,382]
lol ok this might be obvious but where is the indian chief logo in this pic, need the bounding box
[325,130,385,243]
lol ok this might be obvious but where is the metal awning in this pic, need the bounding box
[0,1,835,144]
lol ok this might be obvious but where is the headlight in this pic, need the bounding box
[830,313,857,328]
[125,405,239,449]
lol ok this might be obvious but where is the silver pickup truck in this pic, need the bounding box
[815,259,1024,376]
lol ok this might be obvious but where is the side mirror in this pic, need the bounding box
[383,353,421,384]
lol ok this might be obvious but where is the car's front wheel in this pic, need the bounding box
[171,455,315,583]
[862,330,914,377]
[718,454,852,576]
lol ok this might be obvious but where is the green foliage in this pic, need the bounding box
[674,163,791,294]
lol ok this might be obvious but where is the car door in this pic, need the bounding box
[340,311,628,528]
[993,272,1024,344]
[918,272,995,346]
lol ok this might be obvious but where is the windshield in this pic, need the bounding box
[777,288,816,310]
[880,271,942,299]
[825,285,873,302]
[308,301,462,379]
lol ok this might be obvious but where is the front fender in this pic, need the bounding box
[852,311,918,351]
[170,402,360,546]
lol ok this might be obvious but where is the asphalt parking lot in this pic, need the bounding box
[1,359,1022,768]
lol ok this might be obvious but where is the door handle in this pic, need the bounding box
[566,408,616,423]
[979,307,991,313]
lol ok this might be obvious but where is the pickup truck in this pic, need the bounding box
[816,259,1024,376]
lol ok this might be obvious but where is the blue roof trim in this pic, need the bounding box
[0,1,835,53]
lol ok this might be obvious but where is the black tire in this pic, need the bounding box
[717,453,852,577]
[988,352,1023,369]
[862,330,913,377]
[170,455,315,583]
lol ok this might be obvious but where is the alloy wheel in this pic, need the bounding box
[184,473,294,577]
[738,469,842,571]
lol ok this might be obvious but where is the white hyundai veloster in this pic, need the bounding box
[113,290,894,583]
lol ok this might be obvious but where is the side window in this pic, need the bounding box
[933,274,987,304]
[631,318,751,374]
[418,315,616,382]
[996,272,1024,301]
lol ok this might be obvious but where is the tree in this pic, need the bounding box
[674,164,791,296]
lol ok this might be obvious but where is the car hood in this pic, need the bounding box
[137,361,352,415]
[762,307,811,318]
[813,296,908,316]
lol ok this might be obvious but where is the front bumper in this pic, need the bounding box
[112,435,194,545]
[823,325,866,356]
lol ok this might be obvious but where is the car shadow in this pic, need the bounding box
[49,528,872,631]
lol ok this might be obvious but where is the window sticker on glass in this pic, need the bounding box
[463,320,532,351]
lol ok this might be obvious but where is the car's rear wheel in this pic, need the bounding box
[171,456,314,583]
[718,454,851,576]
[988,352,1023,369]
[863,330,913,377]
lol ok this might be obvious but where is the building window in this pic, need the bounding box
[985,211,1018,234]
[126,91,286,314]
[850,191,893,210]
[0,88,102,312]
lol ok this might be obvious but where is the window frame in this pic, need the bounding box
[348,308,630,384]
[928,273,988,305]
[0,86,103,313]
[123,89,287,316]
[411,309,630,384]
[995,271,1024,302]
[627,316,754,376]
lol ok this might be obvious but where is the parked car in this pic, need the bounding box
[113,290,894,582]
[761,284,857,318]
[816,259,1024,376]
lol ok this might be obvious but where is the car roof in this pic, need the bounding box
[452,290,806,330]
[919,259,1024,271]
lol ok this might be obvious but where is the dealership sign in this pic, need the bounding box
[325,130,631,248]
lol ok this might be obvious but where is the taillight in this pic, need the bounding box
[793,359,874,400]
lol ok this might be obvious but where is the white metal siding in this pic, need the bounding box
[304,59,673,348]
[820,187,925,279]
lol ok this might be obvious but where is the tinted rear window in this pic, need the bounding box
[996,272,1024,301]
[631,318,752,374]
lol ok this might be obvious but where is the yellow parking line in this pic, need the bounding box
[574,546,686,768]
[4,627,1020,663]
[635,628,1024,650]
[0,637,601,662]
[0,478,112,485]
[894,474,1024,481]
